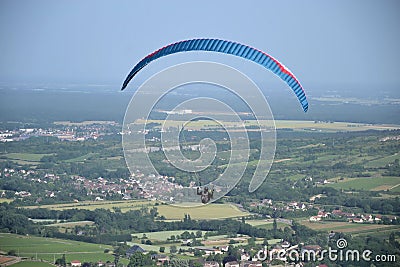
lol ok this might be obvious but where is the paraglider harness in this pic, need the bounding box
[197,185,214,204]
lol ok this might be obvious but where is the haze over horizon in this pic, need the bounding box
[1,0,399,90]
[0,1,399,124]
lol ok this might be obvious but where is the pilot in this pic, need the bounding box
[197,186,214,204]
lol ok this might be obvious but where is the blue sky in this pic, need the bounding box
[0,0,399,90]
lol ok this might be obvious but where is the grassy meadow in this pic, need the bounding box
[0,233,115,264]
[323,176,400,191]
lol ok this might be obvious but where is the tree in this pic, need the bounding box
[114,253,120,266]
[382,203,394,214]
[7,250,17,256]
[196,230,202,238]
[193,249,203,257]
[214,253,223,265]
[159,247,165,253]
[55,254,66,267]
[170,245,177,254]
[389,233,396,245]
[223,255,237,265]
[273,219,278,231]
[128,252,153,267]
[247,237,256,247]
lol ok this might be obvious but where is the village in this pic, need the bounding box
[0,122,119,143]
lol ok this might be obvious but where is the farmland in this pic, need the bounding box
[26,201,249,220]
[299,220,400,234]
[323,176,400,191]
[25,200,152,211]
[3,153,52,162]
[245,219,287,230]
[9,261,55,267]
[156,203,249,220]
[0,233,117,264]
[137,119,400,132]
[1,121,399,266]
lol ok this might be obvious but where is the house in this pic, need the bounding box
[352,218,364,223]
[181,239,192,245]
[309,216,321,222]
[219,245,229,252]
[361,214,374,222]
[197,247,222,256]
[71,260,82,267]
[204,261,220,267]
[151,254,169,265]
[126,245,146,257]
[225,261,239,267]
[318,211,329,218]
[262,199,272,205]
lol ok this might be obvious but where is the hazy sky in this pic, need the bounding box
[1,0,399,89]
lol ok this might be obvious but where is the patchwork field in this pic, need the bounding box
[138,119,400,132]
[25,200,248,220]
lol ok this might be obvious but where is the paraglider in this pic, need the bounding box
[121,38,309,112]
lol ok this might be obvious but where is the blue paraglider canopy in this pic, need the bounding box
[121,38,308,112]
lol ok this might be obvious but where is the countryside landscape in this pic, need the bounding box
[1,1,400,267]
[0,116,399,267]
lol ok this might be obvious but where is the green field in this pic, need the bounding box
[25,199,152,211]
[300,221,400,234]
[133,230,207,241]
[4,153,52,162]
[46,220,94,227]
[0,233,114,263]
[45,220,95,233]
[64,153,98,163]
[365,153,400,168]
[323,176,400,191]
[246,220,287,230]
[26,201,249,220]
[10,261,55,267]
